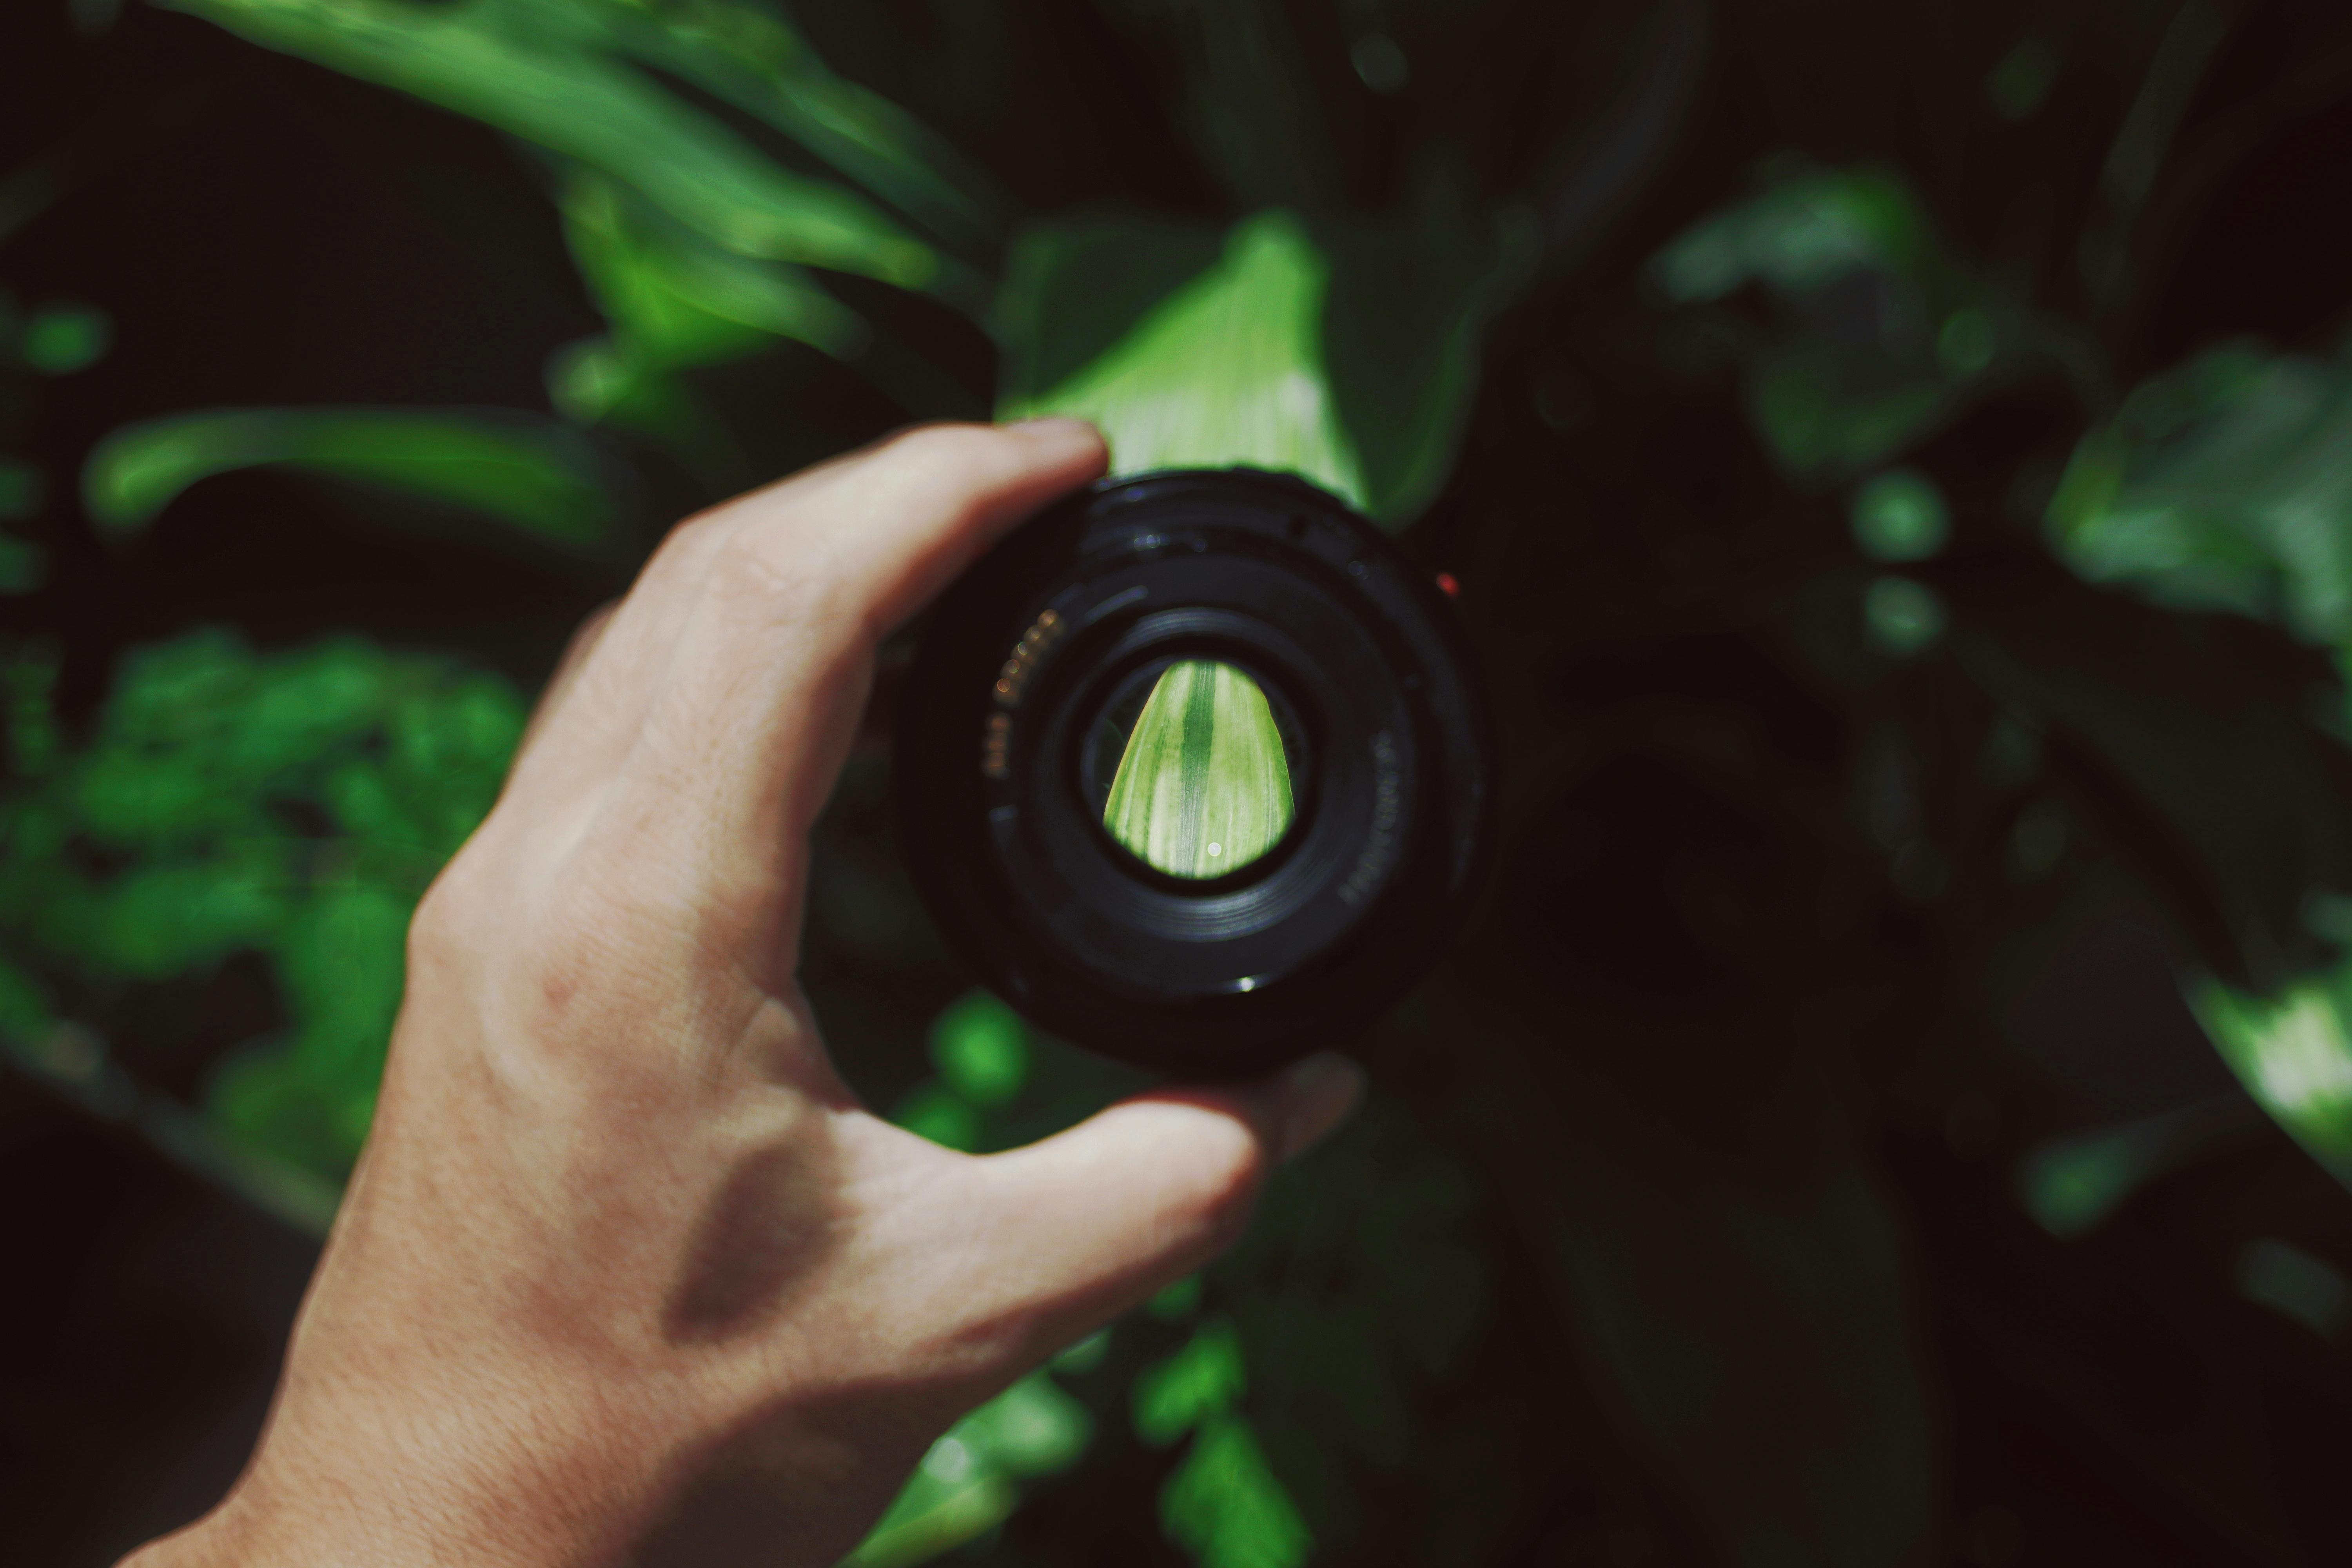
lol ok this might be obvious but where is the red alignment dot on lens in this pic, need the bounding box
[1434,572,1460,598]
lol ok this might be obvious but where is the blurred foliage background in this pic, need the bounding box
[8,0,2352,1563]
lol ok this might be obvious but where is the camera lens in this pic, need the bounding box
[893,468,1493,1078]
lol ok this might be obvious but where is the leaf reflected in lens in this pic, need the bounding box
[1103,661,1294,880]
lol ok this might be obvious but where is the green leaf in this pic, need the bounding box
[211,1042,353,1184]
[995,212,1226,412]
[278,880,412,1082]
[890,1082,982,1152]
[928,989,1028,1107]
[1319,183,1517,522]
[2047,344,2352,644]
[0,628,523,1183]
[1861,575,1945,658]
[1102,661,1295,880]
[2235,1239,2352,1339]
[1187,1097,1494,1550]
[1652,163,2068,481]
[1051,1330,1109,1374]
[1000,203,1509,524]
[1653,168,1929,305]
[205,876,415,1177]
[559,169,867,368]
[2015,1096,2263,1237]
[1148,1274,1204,1321]
[83,408,613,544]
[92,856,292,981]
[218,640,397,780]
[1161,1414,1313,1568]
[1749,350,1945,477]
[1936,307,1998,377]
[2081,0,2237,308]
[956,1370,1094,1479]
[165,0,956,298]
[1000,211,1370,514]
[380,674,527,850]
[498,0,1001,256]
[1850,469,1949,563]
[2194,975,2352,1188]
[0,956,56,1048]
[2022,1123,2169,1239]
[69,639,270,849]
[1955,630,2352,986]
[1134,1319,1248,1447]
[544,336,730,473]
[842,1460,1013,1568]
[2,643,62,779]
[20,304,111,374]
[844,1371,1091,1568]
[204,894,399,1171]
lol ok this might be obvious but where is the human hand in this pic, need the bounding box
[124,421,1363,1568]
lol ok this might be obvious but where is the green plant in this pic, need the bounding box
[22,0,2352,1561]
[39,15,1624,1544]
[86,0,1553,539]
[0,165,110,595]
[878,993,1492,1566]
[0,631,525,1178]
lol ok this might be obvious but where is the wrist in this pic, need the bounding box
[120,1421,661,1568]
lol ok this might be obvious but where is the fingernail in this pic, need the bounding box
[1276,1053,1363,1163]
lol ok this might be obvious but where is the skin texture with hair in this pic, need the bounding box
[120,421,1361,1568]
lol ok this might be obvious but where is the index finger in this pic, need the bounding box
[567,419,1106,922]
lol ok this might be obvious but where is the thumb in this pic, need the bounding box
[968,1054,1363,1346]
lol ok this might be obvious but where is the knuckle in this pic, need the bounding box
[708,517,817,598]
[644,501,759,606]
[639,508,725,586]
[567,598,621,653]
[703,526,862,652]
[407,855,486,973]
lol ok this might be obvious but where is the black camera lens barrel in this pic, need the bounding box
[893,468,1493,1078]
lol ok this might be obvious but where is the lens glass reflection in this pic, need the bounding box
[1097,660,1296,879]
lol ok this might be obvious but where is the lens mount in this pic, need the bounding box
[894,468,1493,1078]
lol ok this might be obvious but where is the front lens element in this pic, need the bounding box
[1100,660,1295,878]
